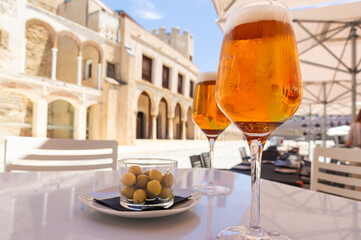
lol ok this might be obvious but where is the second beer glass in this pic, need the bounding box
[192,72,231,195]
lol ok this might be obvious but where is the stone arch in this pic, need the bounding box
[158,95,173,117]
[0,82,40,103]
[47,99,75,139]
[25,19,56,43]
[0,91,33,139]
[81,40,103,63]
[136,91,152,139]
[157,97,169,139]
[44,91,81,107]
[186,106,195,139]
[172,101,186,120]
[55,31,81,51]
[25,20,54,78]
[56,32,80,84]
[136,90,156,114]
[173,102,182,139]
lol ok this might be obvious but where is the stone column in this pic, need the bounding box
[97,63,102,90]
[151,114,157,140]
[51,48,58,80]
[32,98,48,137]
[152,56,162,87]
[168,116,174,139]
[74,104,87,140]
[21,38,27,73]
[181,119,187,140]
[77,56,83,86]
[170,66,178,93]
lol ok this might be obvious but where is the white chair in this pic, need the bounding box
[311,146,361,200]
[4,136,118,172]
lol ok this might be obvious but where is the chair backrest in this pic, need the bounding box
[239,147,250,162]
[4,136,118,172]
[190,155,203,168]
[262,146,280,161]
[200,152,210,168]
[311,146,361,200]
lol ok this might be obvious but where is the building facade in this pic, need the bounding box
[0,0,199,145]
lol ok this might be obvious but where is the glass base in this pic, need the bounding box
[193,183,230,196]
[217,226,291,240]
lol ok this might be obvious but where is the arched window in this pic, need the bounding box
[82,44,100,88]
[47,100,74,139]
[136,92,152,139]
[56,34,79,84]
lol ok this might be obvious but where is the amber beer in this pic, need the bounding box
[216,19,303,138]
[192,79,231,137]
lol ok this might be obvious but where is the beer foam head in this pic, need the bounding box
[198,72,217,83]
[225,0,291,34]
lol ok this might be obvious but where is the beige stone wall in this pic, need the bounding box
[25,24,53,78]
[28,0,63,13]
[186,107,194,139]
[0,29,9,50]
[58,0,87,26]
[105,43,122,80]
[87,103,102,140]
[0,92,33,141]
[0,0,17,19]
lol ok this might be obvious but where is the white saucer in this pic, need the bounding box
[78,187,201,219]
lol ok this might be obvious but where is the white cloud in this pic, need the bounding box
[135,9,163,20]
[133,0,163,20]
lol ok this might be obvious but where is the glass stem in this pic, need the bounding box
[207,137,216,188]
[248,139,263,235]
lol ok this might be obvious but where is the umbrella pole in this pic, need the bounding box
[351,23,357,121]
[308,105,312,161]
[322,82,327,147]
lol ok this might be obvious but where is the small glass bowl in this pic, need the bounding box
[118,158,177,210]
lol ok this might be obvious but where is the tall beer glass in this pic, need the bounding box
[192,72,231,195]
[216,1,302,239]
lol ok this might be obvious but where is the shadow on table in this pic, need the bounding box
[77,209,201,239]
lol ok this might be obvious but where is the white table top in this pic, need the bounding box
[0,168,360,240]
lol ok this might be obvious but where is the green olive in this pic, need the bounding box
[136,174,149,189]
[149,169,163,181]
[159,187,171,199]
[147,179,162,195]
[133,189,147,204]
[122,186,135,199]
[161,172,175,187]
[129,165,142,176]
[121,172,136,186]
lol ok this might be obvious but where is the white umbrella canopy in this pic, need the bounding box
[212,0,361,117]
[212,0,340,31]
[291,1,361,117]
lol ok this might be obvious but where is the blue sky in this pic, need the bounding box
[102,0,224,72]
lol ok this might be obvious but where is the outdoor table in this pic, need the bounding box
[231,162,305,187]
[1,168,360,240]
